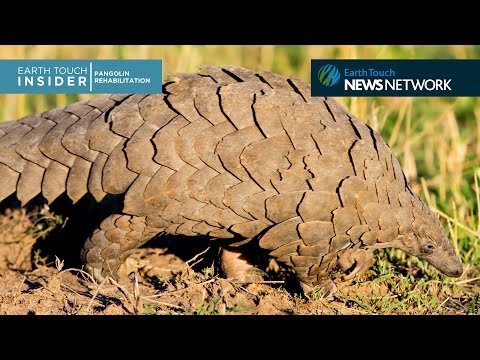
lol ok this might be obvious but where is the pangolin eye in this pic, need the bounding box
[423,243,436,254]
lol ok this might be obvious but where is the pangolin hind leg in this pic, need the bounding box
[220,246,267,282]
[80,214,162,281]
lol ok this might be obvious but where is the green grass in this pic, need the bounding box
[468,292,480,314]
[1,45,479,314]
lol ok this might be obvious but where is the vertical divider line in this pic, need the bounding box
[89,62,93,92]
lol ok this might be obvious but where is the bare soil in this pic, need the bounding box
[0,208,478,315]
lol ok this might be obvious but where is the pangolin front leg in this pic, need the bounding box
[338,248,374,280]
[80,214,162,282]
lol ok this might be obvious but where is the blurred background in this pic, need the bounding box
[0,45,479,267]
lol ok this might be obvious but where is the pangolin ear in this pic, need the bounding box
[398,233,416,249]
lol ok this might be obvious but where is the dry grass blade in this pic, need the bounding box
[388,98,409,147]
[59,267,97,284]
[185,247,211,268]
[420,178,434,208]
[108,276,186,311]
[435,297,450,311]
[456,276,480,285]
[451,201,460,257]
[139,297,185,311]
[86,277,109,313]
[107,277,135,303]
[60,282,83,297]
[146,278,218,298]
[432,208,479,238]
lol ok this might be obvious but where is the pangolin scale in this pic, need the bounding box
[0,65,463,291]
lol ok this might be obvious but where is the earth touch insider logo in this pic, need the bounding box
[0,60,162,94]
[317,64,340,86]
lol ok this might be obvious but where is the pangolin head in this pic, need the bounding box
[392,195,463,278]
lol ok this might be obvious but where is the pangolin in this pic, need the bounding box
[0,65,463,292]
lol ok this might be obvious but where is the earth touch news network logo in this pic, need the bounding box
[311,59,480,97]
[317,64,340,86]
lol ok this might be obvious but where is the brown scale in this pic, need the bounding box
[269,241,302,259]
[230,219,270,239]
[87,153,109,202]
[193,121,236,173]
[15,120,56,169]
[124,175,157,217]
[151,116,190,171]
[306,152,354,192]
[0,164,19,201]
[0,126,31,181]
[211,207,249,230]
[109,95,147,137]
[86,96,117,112]
[259,216,303,251]
[223,180,261,220]
[175,118,212,169]
[185,166,219,203]
[124,122,161,176]
[204,171,240,210]
[242,189,278,224]
[257,71,291,90]
[178,198,213,223]
[64,102,95,118]
[38,114,79,168]
[273,149,313,192]
[102,139,138,194]
[284,103,325,150]
[240,134,293,191]
[167,77,215,122]
[216,125,265,181]
[42,161,70,203]
[198,65,240,84]
[163,164,198,202]
[253,90,295,138]
[143,166,176,208]
[265,191,307,224]
[66,157,92,203]
[193,84,230,126]
[298,190,339,223]
[18,114,45,128]
[192,221,221,236]
[138,94,178,128]
[222,65,260,82]
[289,78,315,103]
[219,82,270,130]
[86,113,123,155]
[16,162,45,205]
[62,109,102,162]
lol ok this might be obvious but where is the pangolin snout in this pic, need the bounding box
[436,255,464,278]
[443,262,463,278]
